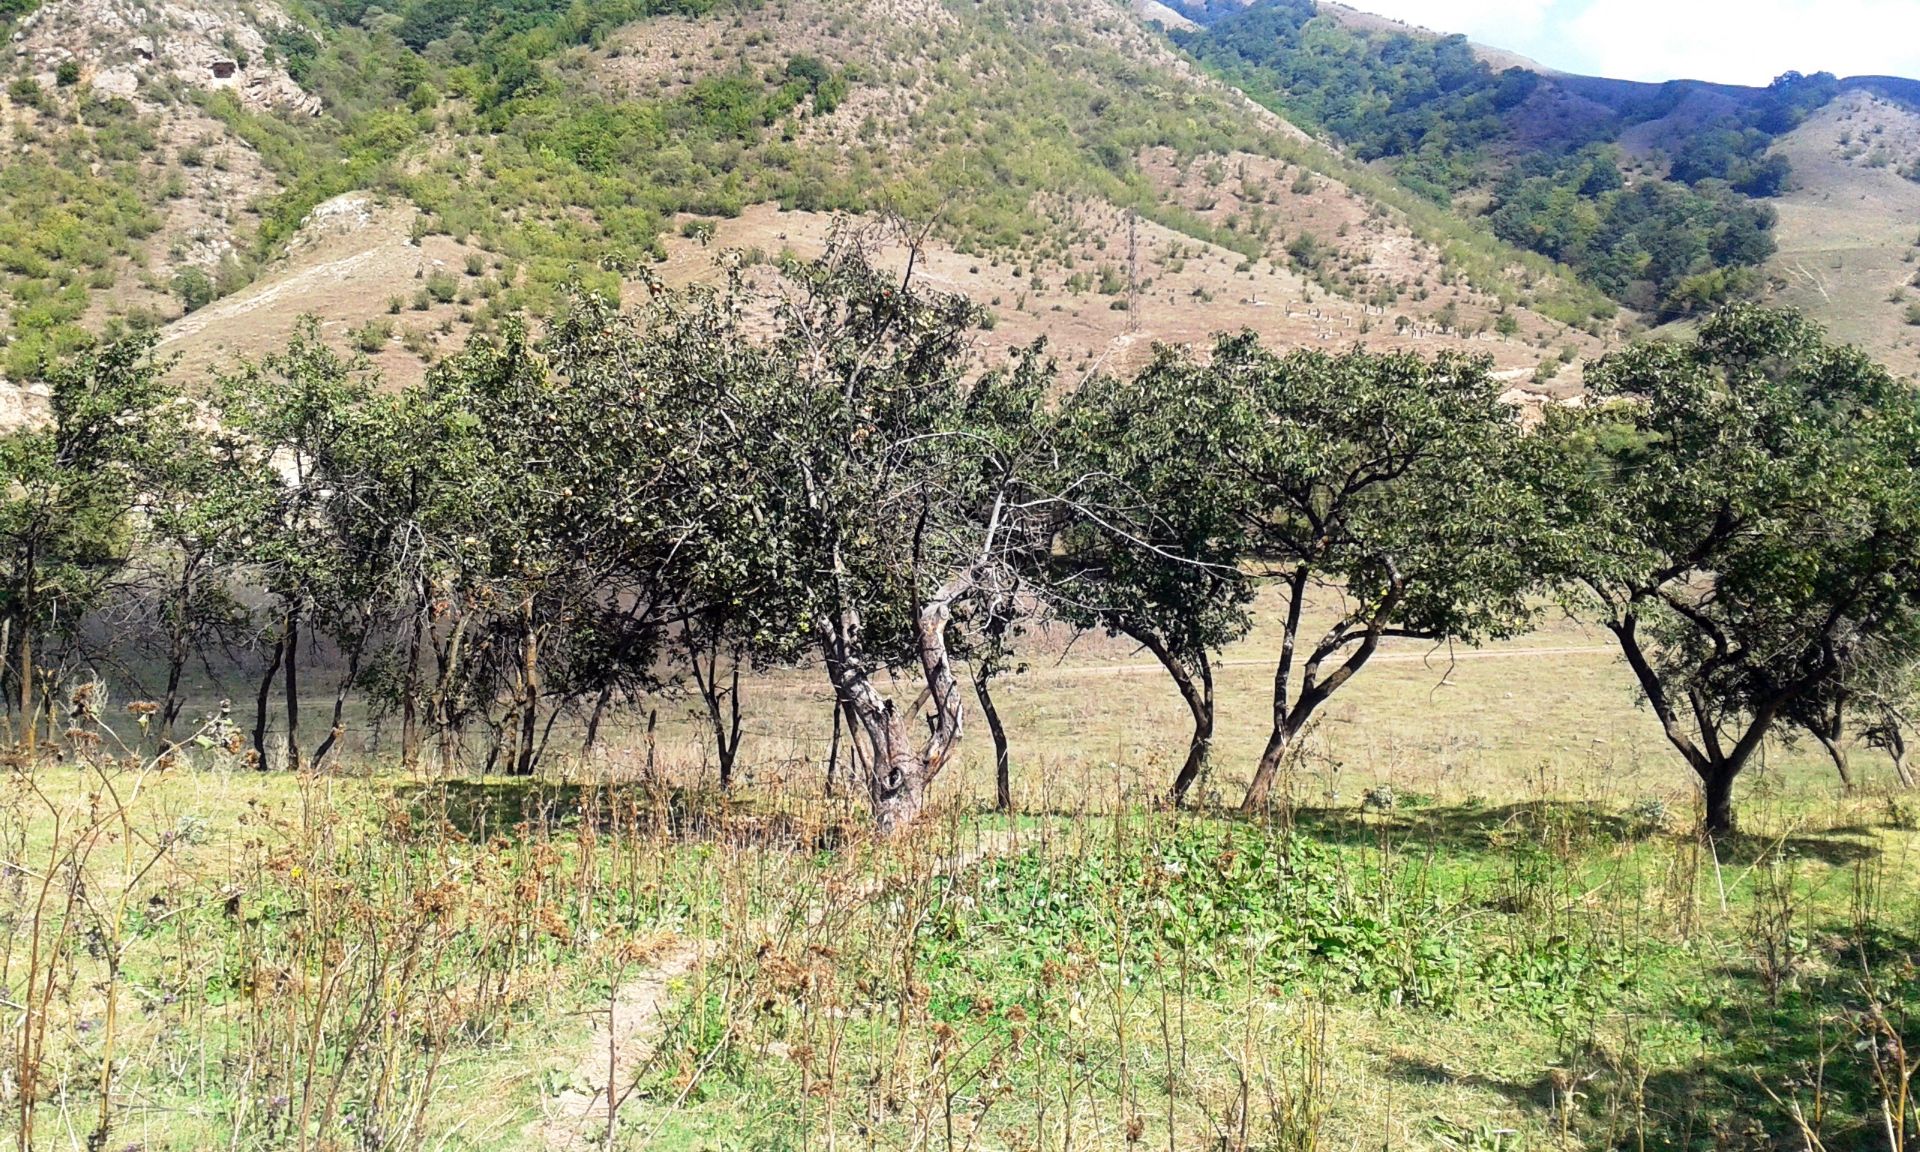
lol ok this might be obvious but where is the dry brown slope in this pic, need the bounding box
[592,0,1600,384]
[1762,91,1920,377]
[153,194,496,386]
[654,200,1591,394]
[147,0,1596,389]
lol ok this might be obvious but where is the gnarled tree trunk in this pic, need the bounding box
[1881,718,1914,789]
[158,553,199,750]
[1242,566,1408,814]
[311,618,371,773]
[685,622,744,791]
[1703,765,1739,838]
[820,588,964,837]
[400,583,426,771]
[1815,732,1854,792]
[1607,615,1783,838]
[512,605,540,777]
[16,549,33,759]
[283,612,302,773]
[252,617,286,770]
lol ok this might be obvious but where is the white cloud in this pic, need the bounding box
[1567,0,1920,84]
[1343,0,1920,85]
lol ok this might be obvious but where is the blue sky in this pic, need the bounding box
[1346,0,1920,86]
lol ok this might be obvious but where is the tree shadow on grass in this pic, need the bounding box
[1385,1053,1555,1110]
[391,777,854,850]
[1708,828,1883,868]
[1268,800,1885,868]
[1279,800,1641,852]
[1616,949,1920,1152]
[1383,928,1919,1151]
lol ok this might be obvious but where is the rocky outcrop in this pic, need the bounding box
[0,378,52,434]
[10,0,321,114]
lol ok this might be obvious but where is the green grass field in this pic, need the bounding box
[4,594,1917,1151]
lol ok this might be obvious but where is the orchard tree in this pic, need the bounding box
[133,407,275,748]
[1864,695,1917,789]
[220,321,388,771]
[1531,306,1920,835]
[0,337,177,756]
[1785,621,1920,791]
[709,234,1055,834]
[610,269,806,788]
[1054,347,1256,806]
[1209,336,1539,813]
[400,300,703,776]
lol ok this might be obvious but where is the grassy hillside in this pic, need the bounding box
[1168,1,1846,321]
[0,0,1618,390]
[1760,89,1920,376]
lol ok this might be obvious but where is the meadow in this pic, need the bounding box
[6,597,1917,1152]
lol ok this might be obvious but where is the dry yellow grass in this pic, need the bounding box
[563,588,1876,829]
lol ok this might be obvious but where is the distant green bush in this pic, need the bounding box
[172,268,215,313]
[7,77,45,110]
[353,317,394,352]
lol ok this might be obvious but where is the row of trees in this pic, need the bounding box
[3,235,1917,835]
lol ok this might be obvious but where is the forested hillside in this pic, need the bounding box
[2,0,1916,394]
[1169,0,1858,317]
[1,0,1624,398]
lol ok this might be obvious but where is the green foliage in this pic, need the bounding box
[1529,306,1920,832]
[7,76,44,109]
[1664,71,1837,192]
[1207,336,1538,646]
[1055,364,1256,653]
[677,239,1053,825]
[424,270,459,304]
[0,338,183,715]
[785,53,849,114]
[1056,333,1541,807]
[353,317,394,352]
[1488,146,1776,317]
[172,267,215,313]
[0,135,161,379]
[1176,2,1811,313]
[946,823,1628,1019]
[1176,1,1539,200]
[1053,345,1258,800]
[1285,229,1324,270]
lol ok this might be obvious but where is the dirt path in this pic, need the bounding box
[530,828,1026,1150]
[528,942,705,1151]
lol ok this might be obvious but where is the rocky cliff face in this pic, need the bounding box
[10,0,319,113]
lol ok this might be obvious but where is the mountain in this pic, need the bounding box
[1762,87,1920,373]
[0,0,1616,410]
[1167,0,1920,372]
[0,0,1913,411]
